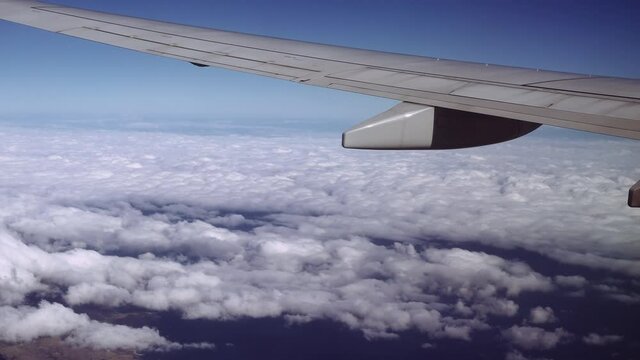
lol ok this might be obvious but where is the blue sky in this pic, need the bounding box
[0,0,639,123]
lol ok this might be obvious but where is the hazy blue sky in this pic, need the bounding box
[0,0,639,123]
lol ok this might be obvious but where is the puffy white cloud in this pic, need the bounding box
[66,322,176,351]
[583,333,623,346]
[0,258,46,305]
[0,302,88,343]
[0,125,637,351]
[502,326,572,350]
[422,248,552,297]
[441,325,472,341]
[0,301,175,351]
[529,306,556,324]
[4,222,544,342]
[65,283,131,307]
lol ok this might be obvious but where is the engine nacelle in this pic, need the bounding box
[342,102,541,150]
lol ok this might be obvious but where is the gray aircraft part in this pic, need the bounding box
[630,181,640,208]
[343,103,436,149]
[343,102,541,150]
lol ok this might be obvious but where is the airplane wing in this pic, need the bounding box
[1,0,639,141]
[1,0,639,204]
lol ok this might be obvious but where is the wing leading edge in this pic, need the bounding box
[1,0,639,205]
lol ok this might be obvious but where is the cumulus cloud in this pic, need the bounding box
[0,125,638,352]
[2,217,550,340]
[0,301,175,351]
[0,216,553,342]
[529,306,556,324]
[502,326,572,350]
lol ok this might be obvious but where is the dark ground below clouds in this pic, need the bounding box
[0,338,136,360]
[83,291,640,360]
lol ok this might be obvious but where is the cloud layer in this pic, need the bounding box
[0,301,174,351]
[0,125,638,355]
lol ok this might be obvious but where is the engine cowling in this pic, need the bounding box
[342,102,541,150]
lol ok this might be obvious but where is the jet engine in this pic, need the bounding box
[342,102,541,150]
